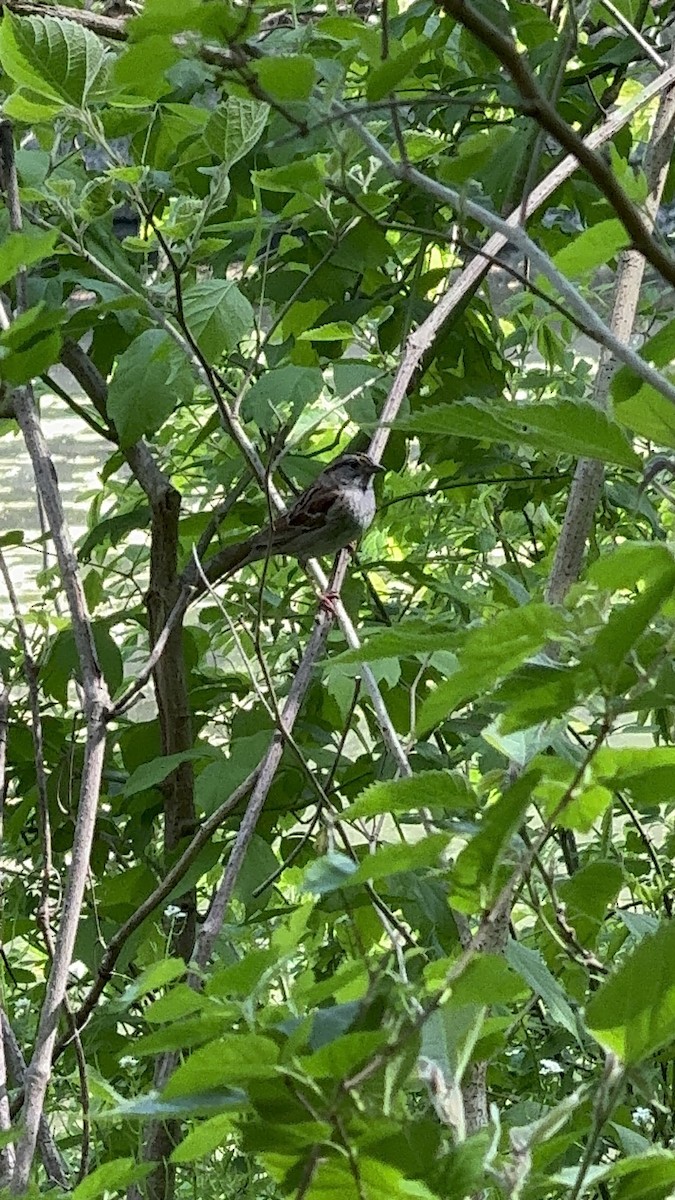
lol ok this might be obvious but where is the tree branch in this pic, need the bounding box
[438,0,675,288]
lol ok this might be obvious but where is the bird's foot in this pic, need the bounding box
[319,589,340,616]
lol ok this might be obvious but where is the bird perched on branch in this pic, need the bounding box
[202,452,384,585]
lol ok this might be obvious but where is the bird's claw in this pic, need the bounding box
[319,590,340,616]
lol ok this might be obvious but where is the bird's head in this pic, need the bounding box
[323,453,384,488]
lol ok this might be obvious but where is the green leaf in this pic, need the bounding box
[0,230,57,288]
[204,96,269,168]
[616,386,675,448]
[366,40,428,101]
[233,835,278,914]
[612,317,675,405]
[347,833,450,886]
[449,773,533,912]
[107,329,194,447]
[170,1114,235,1164]
[301,1031,386,1079]
[253,159,324,197]
[113,34,178,100]
[254,55,316,101]
[558,862,623,946]
[302,852,358,895]
[401,398,640,469]
[506,940,578,1037]
[586,920,675,1063]
[145,984,209,1024]
[0,328,61,384]
[134,1012,236,1056]
[42,622,123,704]
[0,299,65,384]
[557,784,613,833]
[307,1158,441,1200]
[592,745,675,808]
[552,220,630,277]
[425,954,527,1005]
[110,1090,245,1121]
[73,1159,151,1200]
[335,620,457,662]
[587,542,675,590]
[242,365,323,431]
[298,321,355,342]
[206,948,280,998]
[120,958,186,1006]
[125,749,221,797]
[421,1003,486,1084]
[183,280,254,360]
[583,551,675,673]
[3,88,62,121]
[416,605,565,736]
[612,317,675,445]
[195,735,270,816]
[79,505,152,561]
[344,772,474,820]
[163,1034,280,1097]
[0,13,110,107]
[127,0,204,37]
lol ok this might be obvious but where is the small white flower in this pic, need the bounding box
[164,905,182,919]
[539,1058,564,1076]
[632,1106,652,1127]
[119,1055,138,1068]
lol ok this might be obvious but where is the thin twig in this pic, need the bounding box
[439,0,675,287]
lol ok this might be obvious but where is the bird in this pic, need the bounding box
[201,452,384,586]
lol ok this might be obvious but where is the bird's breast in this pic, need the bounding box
[337,483,376,532]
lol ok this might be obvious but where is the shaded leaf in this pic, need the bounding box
[586,920,675,1063]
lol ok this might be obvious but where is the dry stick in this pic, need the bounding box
[5,1,126,37]
[0,120,110,1193]
[595,0,665,69]
[56,771,260,1054]
[0,555,91,1177]
[9,413,108,1193]
[0,552,54,948]
[341,105,675,408]
[0,1021,12,1188]
[0,1013,68,1189]
[192,560,347,970]
[547,45,675,605]
[378,59,675,377]
[438,0,675,289]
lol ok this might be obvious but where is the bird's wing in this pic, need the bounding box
[279,477,340,534]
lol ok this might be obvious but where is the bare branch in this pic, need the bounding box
[438,0,675,288]
[547,45,675,604]
[0,118,111,1191]
[1,1012,69,1189]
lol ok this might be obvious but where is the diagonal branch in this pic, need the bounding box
[438,0,675,288]
[547,43,675,604]
[0,119,110,1193]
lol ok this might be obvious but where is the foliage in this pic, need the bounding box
[0,1,674,1199]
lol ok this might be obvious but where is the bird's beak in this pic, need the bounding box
[369,460,385,474]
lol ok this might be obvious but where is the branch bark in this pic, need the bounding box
[438,0,675,288]
[0,119,111,1193]
[546,46,675,603]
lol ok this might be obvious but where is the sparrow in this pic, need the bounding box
[202,453,384,584]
